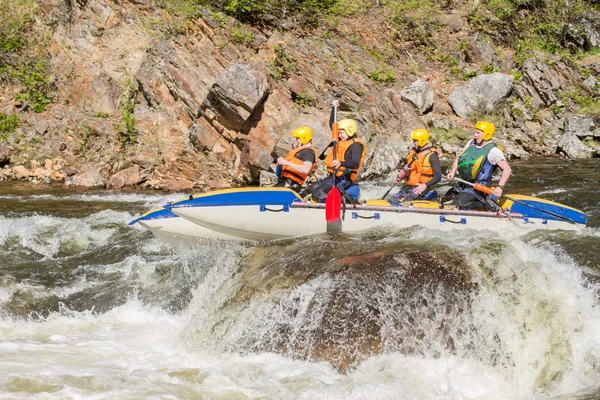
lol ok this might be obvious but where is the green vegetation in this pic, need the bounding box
[510,70,522,83]
[95,112,111,119]
[176,0,340,26]
[155,0,201,35]
[429,127,470,145]
[511,107,525,118]
[116,77,139,147]
[388,0,441,47]
[483,64,500,74]
[269,44,296,79]
[470,0,594,59]
[466,104,504,125]
[74,125,95,156]
[1,0,53,113]
[292,91,316,107]
[230,24,254,45]
[330,0,371,15]
[0,113,19,134]
[368,68,395,85]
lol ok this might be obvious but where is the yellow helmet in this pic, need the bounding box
[292,126,312,145]
[410,129,429,147]
[475,121,495,141]
[338,119,358,137]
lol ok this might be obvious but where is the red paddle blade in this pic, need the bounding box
[326,186,342,233]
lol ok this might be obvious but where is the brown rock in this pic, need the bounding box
[82,72,122,115]
[107,165,142,188]
[13,165,31,180]
[64,166,108,188]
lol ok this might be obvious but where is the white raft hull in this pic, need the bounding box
[131,188,586,242]
[170,202,583,241]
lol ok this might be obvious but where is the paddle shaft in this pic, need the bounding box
[382,153,421,200]
[452,177,576,224]
[325,102,342,232]
[331,104,338,185]
[380,182,396,200]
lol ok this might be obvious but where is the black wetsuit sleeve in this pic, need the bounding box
[426,153,442,187]
[297,148,316,164]
[340,142,362,169]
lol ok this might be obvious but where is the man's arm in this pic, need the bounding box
[339,142,362,169]
[447,156,459,181]
[493,159,511,198]
[277,150,315,175]
[426,153,442,187]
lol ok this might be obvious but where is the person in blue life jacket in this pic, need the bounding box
[275,126,318,192]
[391,128,442,202]
[445,121,512,210]
[302,100,367,203]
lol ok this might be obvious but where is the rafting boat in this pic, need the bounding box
[129,187,587,241]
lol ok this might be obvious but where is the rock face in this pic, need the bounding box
[202,62,270,133]
[0,1,598,189]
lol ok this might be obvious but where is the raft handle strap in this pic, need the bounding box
[260,205,290,213]
[352,212,380,220]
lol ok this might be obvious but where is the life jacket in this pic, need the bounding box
[405,146,438,186]
[457,141,498,185]
[280,146,318,185]
[325,137,367,182]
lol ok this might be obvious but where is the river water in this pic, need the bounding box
[0,158,599,399]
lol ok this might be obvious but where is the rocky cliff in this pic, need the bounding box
[1,0,599,191]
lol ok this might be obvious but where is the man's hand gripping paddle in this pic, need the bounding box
[452,177,576,224]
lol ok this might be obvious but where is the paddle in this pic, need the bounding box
[452,177,576,224]
[380,181,396,200]
[325,102,342,233]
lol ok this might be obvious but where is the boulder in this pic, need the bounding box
[64,166,108,188]
[400,79,434,115]
[448,73,514,119]
[464,33,496,67]
[187,239,479,372]
[202,62,270,132]
[108,165,142,188]
[564,114,599,139]
[557,133,593,159]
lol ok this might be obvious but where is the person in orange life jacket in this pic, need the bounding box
[325,100,367,188]
[275,126,318,192]
[391,129,442,202]
[304,100,367,202]
[446,121,512,210]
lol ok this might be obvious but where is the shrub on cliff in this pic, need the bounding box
[0,0,52,113]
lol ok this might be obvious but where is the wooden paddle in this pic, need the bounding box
[325,102,342,233]
[452,177,577,224]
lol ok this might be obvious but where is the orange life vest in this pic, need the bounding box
[406,146,438,186]
[280,146,318,185]
[325,137,367,182]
